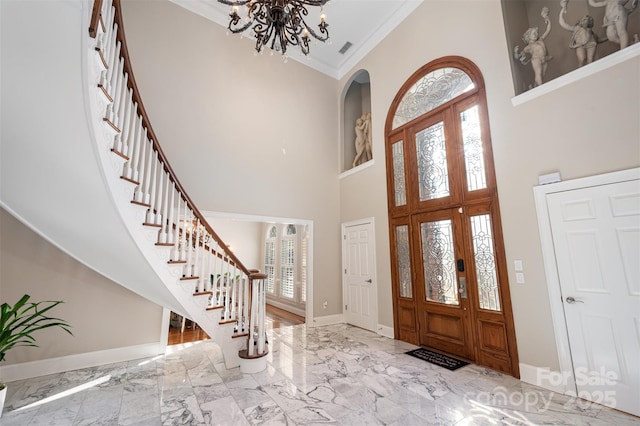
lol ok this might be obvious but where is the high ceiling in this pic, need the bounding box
[169,0,423,79]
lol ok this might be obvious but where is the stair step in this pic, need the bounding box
[155,243,173,247]
[219,318,236,325]
[168,260,186,264]
[193,291,212,297]
[110,148,128,160]
[232,332,249,339]
[131,200,150,208]
[120,176,139,185]
[206,305,224,311]
[103,117,120,133]
[143,222,162,227]
[180,276,199,281]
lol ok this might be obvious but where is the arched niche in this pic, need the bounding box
[342,70,372,172]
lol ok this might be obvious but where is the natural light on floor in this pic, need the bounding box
[13,375,111,412]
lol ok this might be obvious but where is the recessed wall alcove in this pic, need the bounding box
[341,70,372,174]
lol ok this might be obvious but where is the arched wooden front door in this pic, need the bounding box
[385,57,519,376]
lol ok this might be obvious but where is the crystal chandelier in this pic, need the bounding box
[218,0,329,57]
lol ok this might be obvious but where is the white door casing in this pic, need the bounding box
[342,218,377,332]
[534,168,640,416]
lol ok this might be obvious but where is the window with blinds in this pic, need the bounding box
[280,238,295,299]
[264,227,277,294]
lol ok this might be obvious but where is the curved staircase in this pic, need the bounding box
[1,0,268,372]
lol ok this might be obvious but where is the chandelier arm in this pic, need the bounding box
[217,0,330,56]
[217,0,252,5]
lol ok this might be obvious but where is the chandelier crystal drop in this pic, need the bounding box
[218,0,329,57]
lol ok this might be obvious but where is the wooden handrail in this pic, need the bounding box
[89,0,103,38]
[108,0,251,276]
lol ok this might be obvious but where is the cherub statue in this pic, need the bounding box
[514,6,552,87]
[559,0,607,66]
[588,0,639,49]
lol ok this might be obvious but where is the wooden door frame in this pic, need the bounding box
[341,217,378,332]
[533,167,639,395]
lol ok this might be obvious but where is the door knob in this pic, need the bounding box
[365,279,372,283]
[566,296,584,304]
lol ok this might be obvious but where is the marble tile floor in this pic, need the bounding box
[2,324,638,425]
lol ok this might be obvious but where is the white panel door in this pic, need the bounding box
[548,179,640,416]
[343,220,377,331]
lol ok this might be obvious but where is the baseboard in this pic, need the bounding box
[310,313,344,327]
[376,324,394,339]
[519,363,569,394]
[266,299,306,318]
[0,342,165,383]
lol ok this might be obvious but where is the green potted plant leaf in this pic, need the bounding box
[0,294,72,417]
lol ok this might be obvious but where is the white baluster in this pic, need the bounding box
[157,172,168,244]
[179,199,188,262]
[242,274,249,333]
[112,82,130,153]
[248,278,257,356]
[257,279,265,354]
[133,128,148,202]
[223,256,231,320]
[122,110,139,179]
[166,181,175,241]
[170,195,182,261]
[117,90,134,155]
[146,151,159,224]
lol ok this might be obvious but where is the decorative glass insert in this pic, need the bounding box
[268,226,277,238]
[470,214,501,311]
[395,225,412,298]
[393,67,474,129]
[421,220,459,305]
[286,224,296,235]
[416,122,449,201]
[460,105,487,191]
[392,141,407,207]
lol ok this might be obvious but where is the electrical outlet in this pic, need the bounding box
[515,272,525,284]
[323,301,328,309]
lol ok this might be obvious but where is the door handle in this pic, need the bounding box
[565,296,584,304]
[365,279,372,283]
[458,277,467,299]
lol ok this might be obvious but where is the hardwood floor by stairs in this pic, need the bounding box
[167,304,305,346]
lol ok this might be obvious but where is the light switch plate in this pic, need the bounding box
[515,272,525,284]
[514,260,523,271]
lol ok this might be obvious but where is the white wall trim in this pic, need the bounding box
[532,167,640,399]
[0,342,165,383]
[311,314,344,327]
[512,44,639,106]
[266,299,306,318]
[376,324,394,339]
[519,363,568,394]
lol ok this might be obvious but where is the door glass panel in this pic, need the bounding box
[393,67,474,129]
[460,105,487,191]
[471,214,501,311]
[421,219,459,305]
[396,225,412,298]
[416,122,450,201]
[392,141,407,207]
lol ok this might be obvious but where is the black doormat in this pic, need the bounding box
[405,348,469,371]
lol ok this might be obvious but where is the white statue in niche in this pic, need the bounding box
[559,0,607,67]
[352,112,372,168]
[588,0,639,49]
[514,6,552,88]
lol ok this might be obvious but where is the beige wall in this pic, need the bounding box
[120,0,343,317]
[338,0,640,372]
[0,209,164,365]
